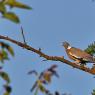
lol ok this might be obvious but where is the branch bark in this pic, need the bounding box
[0,35,95,75]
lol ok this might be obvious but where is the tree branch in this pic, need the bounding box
[0,35,95,75]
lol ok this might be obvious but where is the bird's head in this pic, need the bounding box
[63,41,70,49]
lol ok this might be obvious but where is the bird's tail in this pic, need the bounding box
[92,56,95,63]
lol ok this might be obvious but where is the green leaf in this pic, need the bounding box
[0,2,6,14]
[39,85,45,92]
[38,84,46,93]
[7,46,14,56]
[3,12,20,23]
[4,85,12,93]
[5,0,32,10]
[36,80,46,93]
[2,50,9,60]
[4,92,10,95]
[0,71,10,84]
[0,42,14,56]
[34,87,39,95]
[0,52,4,63]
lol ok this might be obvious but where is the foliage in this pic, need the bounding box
[0,71,10,83]
[0,42,14,95]
[3,85,12,95]
[0,0,31,94]
[28,64,60,95]
[92,89,95,95]
[28,65,72,95]
[84,42,95,56]
[0,0,32,23]
[0,41,14,62]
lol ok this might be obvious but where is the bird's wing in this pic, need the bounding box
[69,47,94,62]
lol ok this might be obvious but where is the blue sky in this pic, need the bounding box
[0,0,95,95]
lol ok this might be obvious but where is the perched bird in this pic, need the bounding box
[63,41,95,64]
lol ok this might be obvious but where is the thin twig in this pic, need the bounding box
[21,26,27,44]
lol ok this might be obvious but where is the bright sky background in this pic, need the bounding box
[0,0,95,95]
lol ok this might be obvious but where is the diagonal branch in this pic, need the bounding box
[0,35,95,75]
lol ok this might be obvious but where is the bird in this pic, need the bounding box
[62,41,95,64]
